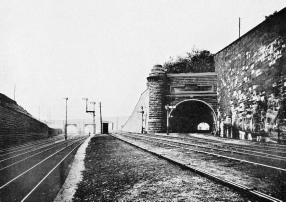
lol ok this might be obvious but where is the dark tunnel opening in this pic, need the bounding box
[169,100,215,133]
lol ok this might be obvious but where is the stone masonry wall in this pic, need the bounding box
[166,73,217,112]
[215,8,286,142]
[147,76,166,133]
[0,93,58,146]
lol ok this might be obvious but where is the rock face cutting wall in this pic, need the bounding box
[0,93,60,146]
[215,8,286,142]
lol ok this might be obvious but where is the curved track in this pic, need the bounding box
[0,135,87,202]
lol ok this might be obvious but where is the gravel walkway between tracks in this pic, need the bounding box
[72,134,248,202]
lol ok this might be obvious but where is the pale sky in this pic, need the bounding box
[0,0,285,120]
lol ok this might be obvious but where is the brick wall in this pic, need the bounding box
[215,8,286,141]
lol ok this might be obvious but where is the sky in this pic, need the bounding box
[0,0,285,121]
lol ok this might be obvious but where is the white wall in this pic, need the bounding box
[122,89,149,133]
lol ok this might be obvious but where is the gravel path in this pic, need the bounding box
[72,134,248,201]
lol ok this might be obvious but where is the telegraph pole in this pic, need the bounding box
[239,17,241,38]
[63,98,68,140]
[99,102,103,134]
[90,101,96,135]
[14,84,16,101]
[139,106,144,134]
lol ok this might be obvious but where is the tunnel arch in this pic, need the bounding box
[84,124,95,134]
[169,99,217,133]
[197,122,210,131]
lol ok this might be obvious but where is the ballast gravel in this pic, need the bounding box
[72,134,248,201]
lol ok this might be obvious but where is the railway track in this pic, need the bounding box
[111,133,284,202]
[0,135,64,154]
[123,133,286,170]
[161,134,286,156]
[0,135,87,202]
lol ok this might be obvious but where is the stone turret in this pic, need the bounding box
[147,64,166,133]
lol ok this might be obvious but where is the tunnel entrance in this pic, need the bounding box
[84,124,95,134]
[170,99,216,133]
[197,122,210,131]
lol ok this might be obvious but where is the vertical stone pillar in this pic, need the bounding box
[147,64,166,133]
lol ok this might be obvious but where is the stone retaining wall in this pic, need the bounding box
[0,93,60,145]
[215,8,286,142]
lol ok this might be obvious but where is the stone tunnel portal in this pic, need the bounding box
[169,99,217,133]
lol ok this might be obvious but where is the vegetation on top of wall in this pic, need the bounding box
[264,10,277,20]
[163,49,215,73]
